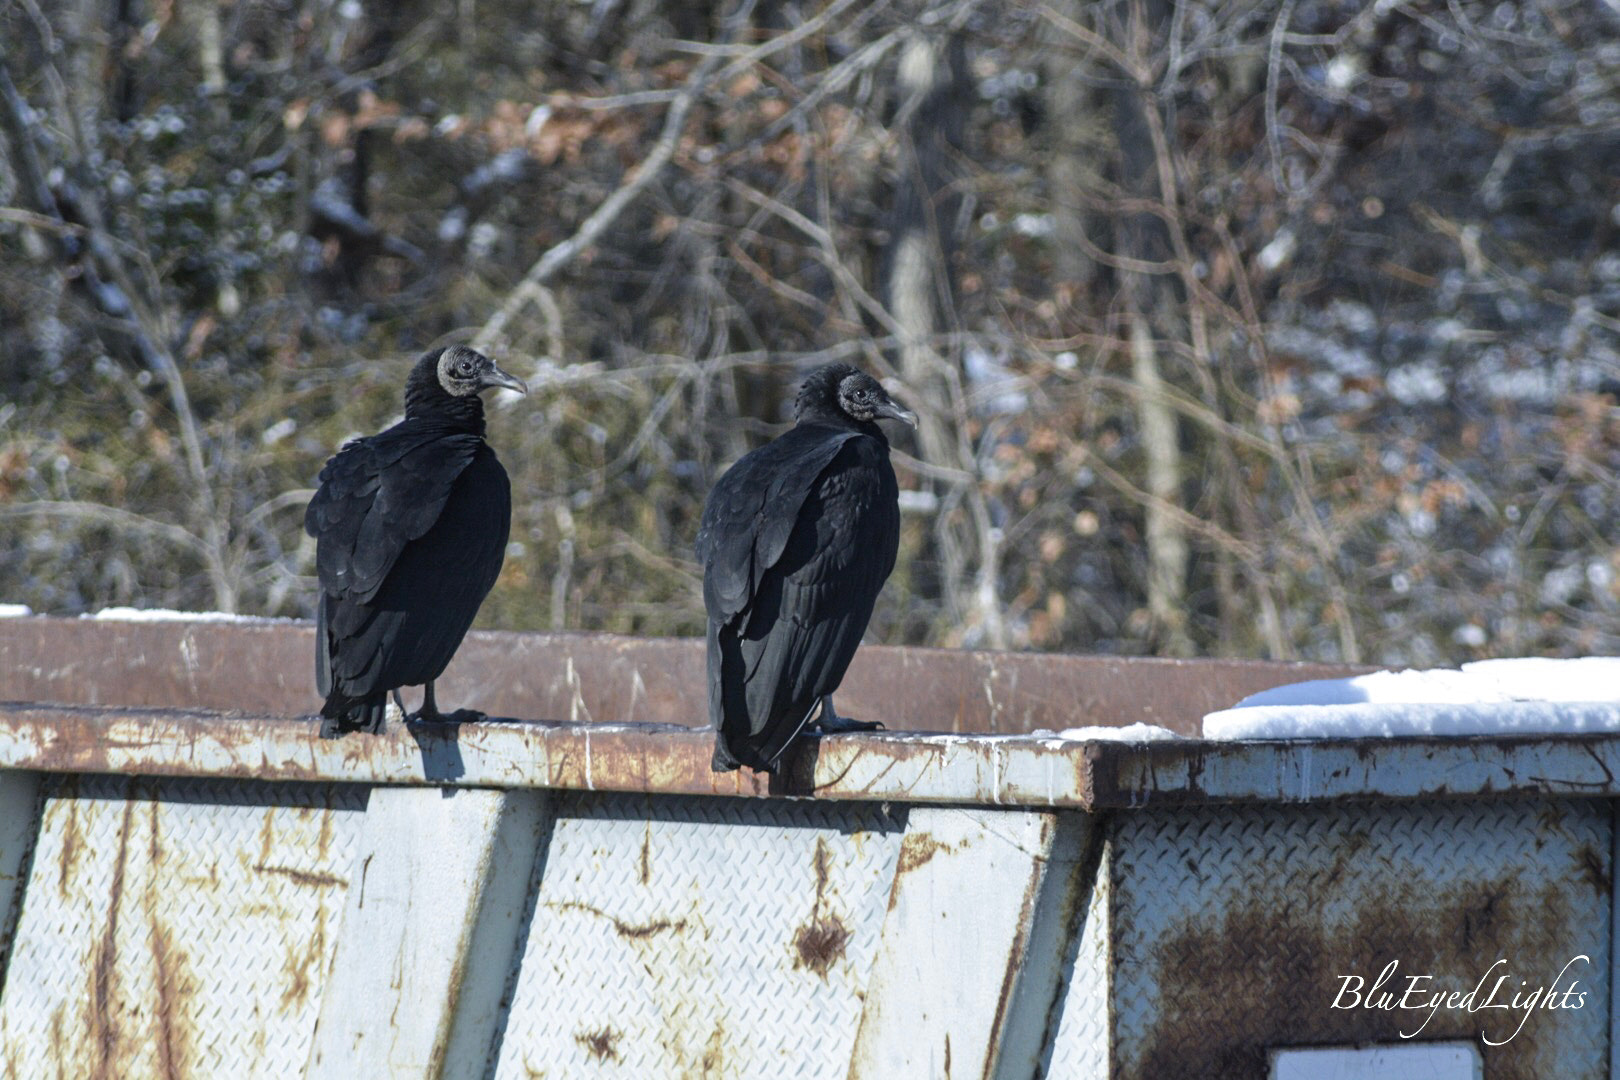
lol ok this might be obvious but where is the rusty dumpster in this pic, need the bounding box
[0,616,1611,1078]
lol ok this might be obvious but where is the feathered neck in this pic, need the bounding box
[403,350,487,434]
[793,364,883,439]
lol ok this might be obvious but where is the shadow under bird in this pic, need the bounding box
[698,363,918,772]
[304,345,526,738]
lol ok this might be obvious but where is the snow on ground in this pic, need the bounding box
[1205,657,1620,740]
[0,604,33,618]
[84,607,296,624]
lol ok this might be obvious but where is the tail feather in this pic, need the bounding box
[319,692,389,738]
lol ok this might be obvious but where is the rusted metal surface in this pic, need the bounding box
[492,792,906,1078]
[1103,799,1610,1079]
[2,616,1616,1077]
[0,776,367,1080]
[0,615,1368,735]
[10,703,1620,810]
[1082,723,1620,807]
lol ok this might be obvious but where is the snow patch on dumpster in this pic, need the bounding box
[1037,722,1183,744]
[83,606,297,624]
[1205,657,1620,739]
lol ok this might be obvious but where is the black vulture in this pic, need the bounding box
[698,364,917,772]
[304,345,526,738]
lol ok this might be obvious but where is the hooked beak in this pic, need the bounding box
[479,362,528,395]
[875,400,919,428]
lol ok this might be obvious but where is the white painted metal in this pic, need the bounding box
[307,786,549,1080]
[1270,1041,1483,1080]
[1044,840,1111,1079]
[1,716,1617,1078]
[848,806,1072,1080]
[0,777,367,1080]
[493,793,905,1079]
[23,705,1620,809]
[990,812,1093,1080]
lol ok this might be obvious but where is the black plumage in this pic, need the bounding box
[304,345,526,738]
[698,364,917,772]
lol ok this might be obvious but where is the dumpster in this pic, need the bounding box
[0,615,1611,1077]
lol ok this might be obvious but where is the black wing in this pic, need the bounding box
[696,423,860,628]
[306,423,501,700]
[701,429,899,769]
[305,422,485,611]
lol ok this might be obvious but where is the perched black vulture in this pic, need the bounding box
[698,364,917,772]
[304,345,526,738]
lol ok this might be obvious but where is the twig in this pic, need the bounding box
[0,501,211,559]
[472,0,776,354]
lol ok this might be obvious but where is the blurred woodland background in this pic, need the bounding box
[1,0,1619,666]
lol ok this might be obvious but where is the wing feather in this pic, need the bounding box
[702,430,900,769]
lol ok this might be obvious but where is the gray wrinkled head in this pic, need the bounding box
[436,345,527,397]
[836,371,918,427]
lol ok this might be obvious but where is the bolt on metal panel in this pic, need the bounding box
[0,777,368,1080]
[1106,799,1611,1080]
[493,793,906,1079]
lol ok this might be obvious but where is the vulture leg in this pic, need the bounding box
[803,694,884,735]
[407,680,485,724]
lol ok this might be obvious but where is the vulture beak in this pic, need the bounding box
[875,400,919,428]
[479,362,529,395]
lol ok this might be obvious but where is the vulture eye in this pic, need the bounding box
[457,359,476,376]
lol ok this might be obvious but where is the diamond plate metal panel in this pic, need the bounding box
[493,793,906,1080]
[0,776,368,1080]
[1108,799,1611,1080]
[1044,842,1110,1079]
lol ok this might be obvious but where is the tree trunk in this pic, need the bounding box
[1112,0,1194,656]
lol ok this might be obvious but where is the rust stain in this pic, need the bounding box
[894,830,960,877]
[575,1026,620,1062]
[1127,809,1600,1079]
[639,822,652,886]
[253,863,346,889]
[792,917,850,977]
[257,806,276,868]
[56,782,83,899]
[146,799,192,1080]
[1576,842,1611,894]
[548,899,687,940]
[281,886,329,1010]
[87,798,134,1080]
[698,1021,725,1079]
[792,838,850,977]
[315,801,335,862]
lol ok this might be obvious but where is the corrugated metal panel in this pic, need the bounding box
[1108,799,1611,1079]
[0,777,367,1080]
[493,793,905,1079]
